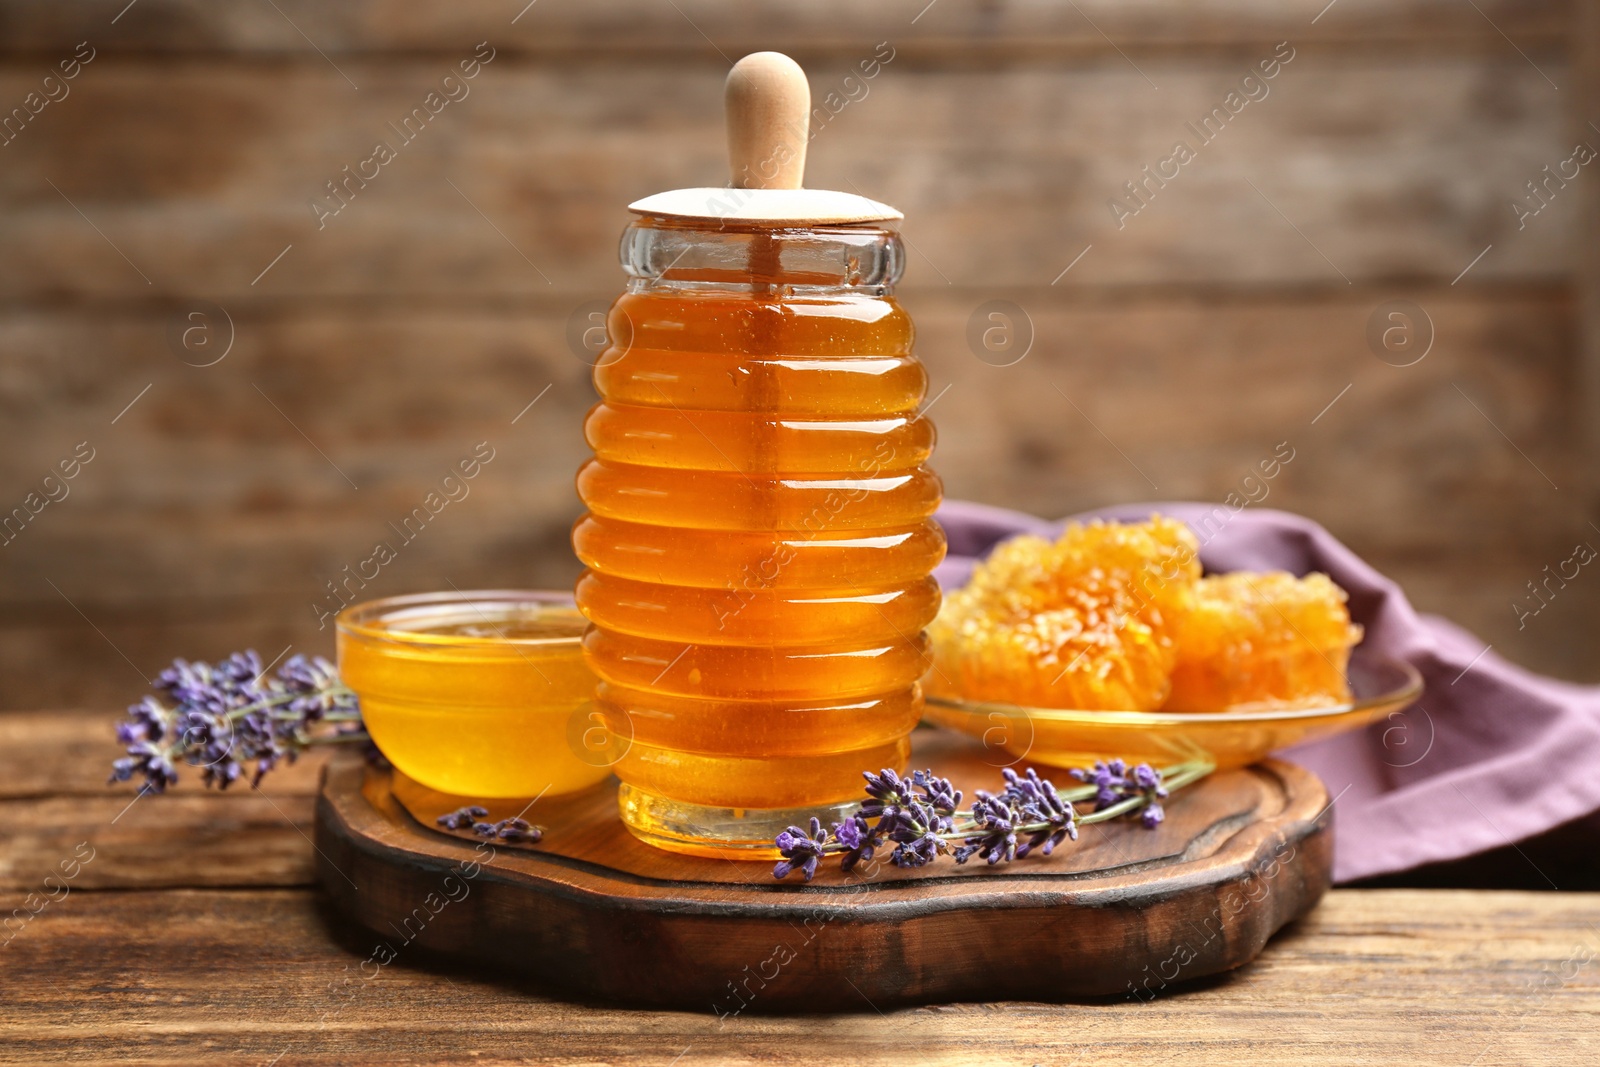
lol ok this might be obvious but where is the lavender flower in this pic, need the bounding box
[832,813,881,873]
[849,768,962,868]
[436,806,543,843]
[859,768,913,820]
[496,821,542,844]
[110,651,365,794]
[774,818,829,882]
[999,767,1077,858]
[1073,757,1127,806]
[911,768,962,825]
[484,817,541,844]
[955,794,1018,865]
[833,814,866,850]
[883,798,949,868]
[1072,759,1167,812]
[888,831,942,868]
[437,805,490,830]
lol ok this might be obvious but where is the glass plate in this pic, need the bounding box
[922,650,1423,771]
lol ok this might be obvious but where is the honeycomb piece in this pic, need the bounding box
[1161,571,1362,712]
[928,517,1200,710]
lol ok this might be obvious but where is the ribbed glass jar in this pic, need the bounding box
[572,216,944,856]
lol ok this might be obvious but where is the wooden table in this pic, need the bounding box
[4,710,1599,1065]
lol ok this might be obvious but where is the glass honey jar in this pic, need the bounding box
[573,53,944,856]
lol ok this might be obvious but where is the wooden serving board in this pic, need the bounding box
[314,731,1332,1011]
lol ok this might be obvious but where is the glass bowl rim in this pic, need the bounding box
[923,653,1423,726]
[335,589,583,649]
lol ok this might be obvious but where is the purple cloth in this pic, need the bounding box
[934,499,1600,884]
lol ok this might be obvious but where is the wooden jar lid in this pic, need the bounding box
[628,187,901,226]
[628,52,902,226]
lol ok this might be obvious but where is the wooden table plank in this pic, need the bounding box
[0,791,322,891]
[0,0,1572,56]
[0,58,1573,302]
[1,888,1596,1065]
[0,710,333,891]
[0,709,331,798]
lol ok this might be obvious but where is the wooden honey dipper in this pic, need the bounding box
[725,51,810,191]
[629,51,900,225]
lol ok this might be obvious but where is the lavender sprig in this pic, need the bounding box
[109,651,367,794]
[774,758,1213,881]
[436,806,543,844]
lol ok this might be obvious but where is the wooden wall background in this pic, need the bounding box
[1,0,1596,709]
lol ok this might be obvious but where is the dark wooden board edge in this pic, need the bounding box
[314,758,1330,1010]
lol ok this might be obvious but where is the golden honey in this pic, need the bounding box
[573,220,943,850]
[336,591,611,799]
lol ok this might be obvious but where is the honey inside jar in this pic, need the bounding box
[336,591,612,799]
[574,220,944,829]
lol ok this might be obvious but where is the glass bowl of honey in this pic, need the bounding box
[336,590,613,799]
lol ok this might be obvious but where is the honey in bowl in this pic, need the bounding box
[336,591,612,799]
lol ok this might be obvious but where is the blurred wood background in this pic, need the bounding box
[0,0,1596,709]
